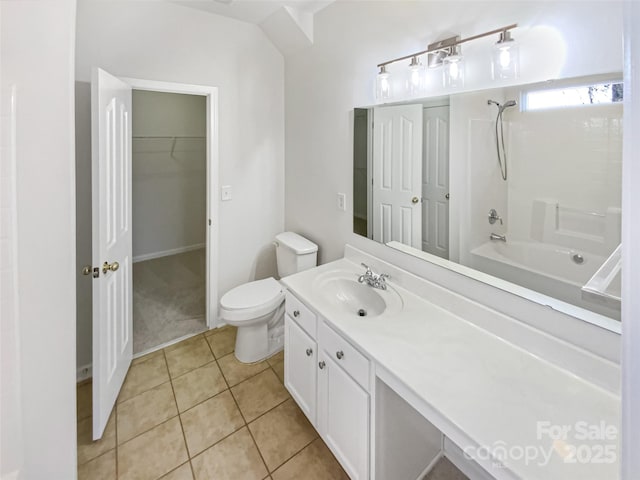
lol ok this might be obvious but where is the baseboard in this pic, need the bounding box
[133,243,205,263]
[416,451,444,480]
[1,469,22,480]
[443,437,494,480]
[77,363,92,383]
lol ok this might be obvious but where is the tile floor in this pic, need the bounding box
[77,326,349,480]
[133,250,207,353]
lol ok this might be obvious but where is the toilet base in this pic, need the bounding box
[233,304,285,364]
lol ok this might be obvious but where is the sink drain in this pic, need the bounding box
[357,309,367,317]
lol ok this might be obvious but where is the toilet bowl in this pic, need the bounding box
[220,278,286,363]
[219,232,318,363]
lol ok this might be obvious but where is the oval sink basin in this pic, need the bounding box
[312,271,404,318]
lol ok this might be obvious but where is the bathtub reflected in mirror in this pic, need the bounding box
[353,74,623,323]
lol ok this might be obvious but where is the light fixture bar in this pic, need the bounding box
[376,23,518,68]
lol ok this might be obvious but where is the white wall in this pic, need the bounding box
[132,90,206,260]
[284,1,624,360]
[75,0,285,368]
[0,0,78,478]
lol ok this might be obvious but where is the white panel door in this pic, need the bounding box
[284,316,317,425]
[422,105,450,259]
[317,351,369,480]
[372,105,423,249]
[91,68,133,440]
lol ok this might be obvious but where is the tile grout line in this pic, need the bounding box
[163,347,193,478]
[114,402,119,479]
[268,435,320,475]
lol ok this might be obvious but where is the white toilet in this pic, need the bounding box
[220,232,318,363]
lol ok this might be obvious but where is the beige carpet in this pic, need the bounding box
[133,249,207,353]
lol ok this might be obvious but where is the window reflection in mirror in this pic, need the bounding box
[353,74,622,323]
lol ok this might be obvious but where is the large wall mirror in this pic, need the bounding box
[353,74,622,325]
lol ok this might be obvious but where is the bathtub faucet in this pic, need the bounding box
[490,233,507,242]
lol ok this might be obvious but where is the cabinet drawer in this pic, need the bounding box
[285,292,317,338]
[319,321,370,391]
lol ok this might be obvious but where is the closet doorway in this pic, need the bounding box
[127,79,219,355]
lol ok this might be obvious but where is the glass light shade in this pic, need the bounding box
[376,66,392,101]
[492,33,519,80]
[442,54,464,88]
[406,57,426,96]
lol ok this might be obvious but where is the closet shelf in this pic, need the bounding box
[132,135,205,139]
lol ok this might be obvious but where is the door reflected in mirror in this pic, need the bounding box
[353,74,622,323]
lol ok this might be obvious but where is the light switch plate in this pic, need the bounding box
[337,193,346,211]
[221,185,232,201]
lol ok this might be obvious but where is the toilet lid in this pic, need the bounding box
[220,277,284,310]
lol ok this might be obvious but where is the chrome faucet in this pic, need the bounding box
[488,208,503,225]
[490,233,507,242]
[358,263,390,290]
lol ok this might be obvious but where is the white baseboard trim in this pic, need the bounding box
[77,363,92,383]
[1,469,21,480]
[443,437,494,480]
[133,243,205,263]
[416,451,444,480]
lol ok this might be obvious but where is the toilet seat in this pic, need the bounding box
[220,277,285,322]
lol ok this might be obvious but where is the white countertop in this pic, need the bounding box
[281,256,620,480]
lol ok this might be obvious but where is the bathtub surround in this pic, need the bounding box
[444,80,623,320]
[75,0,285,370]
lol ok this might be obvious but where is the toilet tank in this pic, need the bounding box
[275,232,318,278]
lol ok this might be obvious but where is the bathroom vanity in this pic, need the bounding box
[281,245,620,480]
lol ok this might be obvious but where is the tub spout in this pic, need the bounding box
[490,233,507,242]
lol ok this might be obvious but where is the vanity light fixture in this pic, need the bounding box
[492,29,519,80]
[375,65,392,101]
[375,23,518,99]
[407,56,426,96]
[442,45,464,88]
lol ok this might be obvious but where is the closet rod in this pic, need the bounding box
[132,135,205,138]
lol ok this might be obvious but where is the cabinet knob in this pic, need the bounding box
[318,361,326,369]
[306,348,313,356]
[293,310,300,318]
[336,351,344,360]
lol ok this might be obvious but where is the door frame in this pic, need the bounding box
[121,77,220,330]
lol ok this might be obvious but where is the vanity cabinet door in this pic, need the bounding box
[317,351,370,480]
[284,315,317,425]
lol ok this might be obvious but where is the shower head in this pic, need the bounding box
[499,100,517,114]
[488,99,517,114]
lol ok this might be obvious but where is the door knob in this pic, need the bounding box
[411,196,420,204]
[293,310,300,318]
[336,351,344,360]
[445,193,450,200]
[306,348,313,356]
[318,361,326,369]
[102,261,120,274]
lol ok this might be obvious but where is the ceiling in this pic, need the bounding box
[172,0,334,26]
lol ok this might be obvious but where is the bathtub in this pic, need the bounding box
[469,240,620,320]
